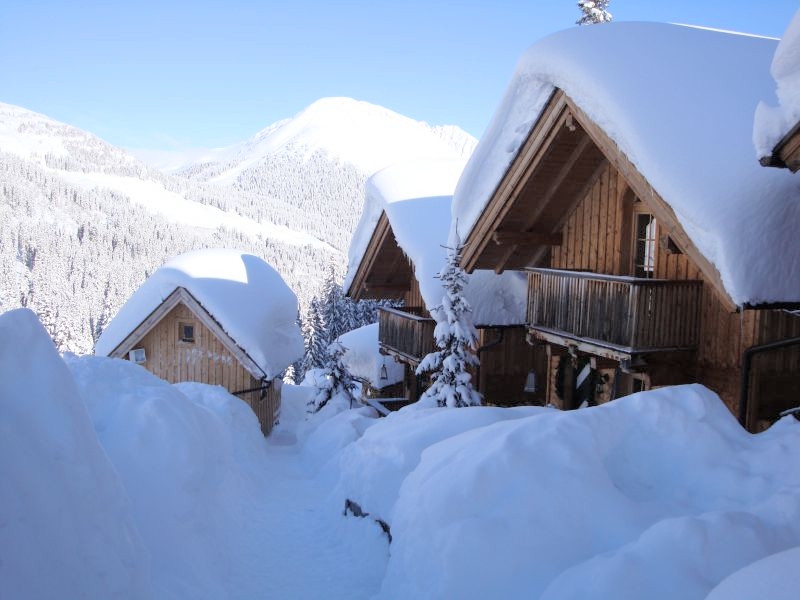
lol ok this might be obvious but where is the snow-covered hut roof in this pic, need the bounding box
[337,323,404,389]
[345,159,528,325]
[95,249,304,379]
[755,10,800,162]
[452,22,800,307]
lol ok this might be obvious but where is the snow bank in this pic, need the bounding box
[453,22,800,306]
[345,159,528,325]
[65,355,271,600]
[338,323,404,389]
[0,309,151,599]
[333,405,549,524]
[95,248,304,379]
[755,10,800,159]
[375,385,800,599]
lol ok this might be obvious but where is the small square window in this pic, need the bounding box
[179,322,195,343]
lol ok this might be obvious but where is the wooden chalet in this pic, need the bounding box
[96,250,304,435]
[455,24,800,431]
[345,161,545,407]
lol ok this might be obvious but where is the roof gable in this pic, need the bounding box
[106,287,266,380]
[453,22,800,306]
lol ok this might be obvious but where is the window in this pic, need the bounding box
[179,322,195,343]
[634,213,657,278]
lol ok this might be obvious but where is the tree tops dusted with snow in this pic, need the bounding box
[307,341,359,413]
[416,241,482,408]
[577,0,612,25]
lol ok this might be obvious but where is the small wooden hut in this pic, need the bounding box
[95,249,304,435]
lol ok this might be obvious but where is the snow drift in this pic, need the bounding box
[0,309,151,599]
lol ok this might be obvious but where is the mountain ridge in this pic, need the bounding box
[0,97,476,353]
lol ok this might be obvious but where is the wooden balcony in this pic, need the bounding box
[527,268,702,357]
[378,307,436,364]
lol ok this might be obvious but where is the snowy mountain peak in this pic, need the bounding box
[177,96,477,180]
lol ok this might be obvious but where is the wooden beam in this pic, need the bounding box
[461,90,570,272]
[364,281,409,292]
[495,129,595,273]
[492,231,562,247]
[520,128,594,232]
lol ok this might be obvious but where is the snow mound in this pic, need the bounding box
[376,385,800,599]
[705,545,800,600]
[0,309,150,599]
[65,355,271,600]
[453,22,800,305]
[333,405,549,524]
[95,248,304,379]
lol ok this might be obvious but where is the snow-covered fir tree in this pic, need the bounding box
[298,262,398,380]
[576,0,612,25]
[307,341,358,413]
[415,240,482,408]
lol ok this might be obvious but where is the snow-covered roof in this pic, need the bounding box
[337,323,404,389]
[95,249,304,379]
[755,10,800,159]
[453,22,800,306]
[345,159,528,325]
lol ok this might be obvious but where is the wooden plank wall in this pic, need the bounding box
[542,161,800,420]
[240,384,280,436]
[478,327,546,406]
[404,275,424,311]
[129,302,279,434]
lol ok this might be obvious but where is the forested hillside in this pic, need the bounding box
[0,99,475,355]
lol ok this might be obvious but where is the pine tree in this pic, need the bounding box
[415,240,482,408]
[307,341,359,412]
[576,0,612,25]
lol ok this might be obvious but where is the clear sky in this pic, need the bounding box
[1,0,797,153]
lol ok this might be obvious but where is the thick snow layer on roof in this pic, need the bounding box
[338,323,404,389]
[453,22,800,306]
[345,160,528,325]
[95,249,303,378]
[755,11,800,158]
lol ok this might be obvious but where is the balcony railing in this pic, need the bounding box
[378,307,436,363]
[527,268,702,353]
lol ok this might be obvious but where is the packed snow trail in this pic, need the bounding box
[225,442,389,600]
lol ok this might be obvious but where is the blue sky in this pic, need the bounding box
[1,1,797,152]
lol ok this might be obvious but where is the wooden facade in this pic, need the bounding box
[106,287,281,435]
[347,210,544,407]
[761,120,800,172]
[461,89,800,430]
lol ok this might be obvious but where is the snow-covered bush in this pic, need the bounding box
[308,341,359,413]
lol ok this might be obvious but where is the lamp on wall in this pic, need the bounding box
[523,370,537,393]
[380,357,388,382]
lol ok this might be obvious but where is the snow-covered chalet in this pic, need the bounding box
[345,159,545,407]
[452,22,800,431]
[95,249,304,435]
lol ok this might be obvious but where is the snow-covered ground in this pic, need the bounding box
[3,307,800,599]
